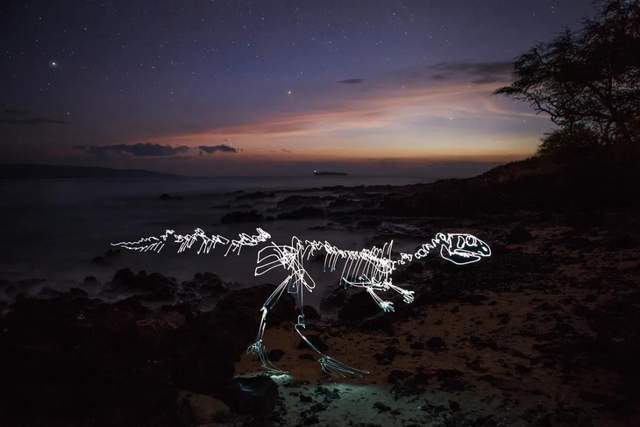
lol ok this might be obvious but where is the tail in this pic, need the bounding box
[111,228,230,255]
[111,229,175,253]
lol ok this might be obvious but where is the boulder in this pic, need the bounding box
[338,290,380,323]
[178,272,228,303]
[107,268,177,300]
[277,206,324,220]
[177,391,230,426]
[224,376,279,414]
[220,210,264,224]
[172,284,295,394]
[0,290,176,426]
[302,305,321,321]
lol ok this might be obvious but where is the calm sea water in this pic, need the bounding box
[0,175,426,296]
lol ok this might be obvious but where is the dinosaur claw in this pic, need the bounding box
[318,355,369,378]
[247,340,288,375]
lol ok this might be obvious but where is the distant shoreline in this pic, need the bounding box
[0,164,179,180]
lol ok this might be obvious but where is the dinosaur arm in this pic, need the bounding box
[386,282,415,304]
[341,277,394,313]
[366,287,395,313]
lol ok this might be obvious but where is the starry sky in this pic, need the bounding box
[0,0,596,177]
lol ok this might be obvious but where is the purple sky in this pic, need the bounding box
[0,0,597,176]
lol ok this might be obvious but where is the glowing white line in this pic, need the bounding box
[111,227,491,376]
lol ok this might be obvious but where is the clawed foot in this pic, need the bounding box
[318,355,369,378]
[246,340,288,375]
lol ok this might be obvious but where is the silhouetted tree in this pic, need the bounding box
[497,0,640,146]
[537,126,600,159]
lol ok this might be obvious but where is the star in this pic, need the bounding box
[49,60,59,69]
[287,89,293,96]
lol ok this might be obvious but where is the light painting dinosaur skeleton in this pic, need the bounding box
[112,228,491,376]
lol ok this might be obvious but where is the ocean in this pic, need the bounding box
[0,175,426,299]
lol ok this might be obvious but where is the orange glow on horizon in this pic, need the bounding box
[142,80,546,163]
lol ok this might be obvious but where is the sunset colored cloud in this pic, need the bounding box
[145,78,548,162]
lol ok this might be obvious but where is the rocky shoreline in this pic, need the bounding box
[1,160,639,426]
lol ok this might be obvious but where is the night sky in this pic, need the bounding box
[0,0,596,176]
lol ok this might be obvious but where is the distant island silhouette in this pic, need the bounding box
[313,170,348,176]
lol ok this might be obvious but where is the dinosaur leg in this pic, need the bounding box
[246,274,291,374]
[293,286,369,378]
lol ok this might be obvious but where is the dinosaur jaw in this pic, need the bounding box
[440,245,484,265]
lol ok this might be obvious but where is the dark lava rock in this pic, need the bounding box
[434,369,470,392]
[310,402,327,413]
[388,370,429,397]
[468,335,498,351]
[373,401,392,413]
[172,284,295,394]
[277,195,318,207]
[136,308,187,355]
[302,305,321,320]
[497,312,511,325]
[277,206,324,220]
[38,286,64,298]
[107,268,177,300]
[224,375,279,414]
[0,282,297,426]
[298,334,328,352]
[301,413,320,425]
[449,399,461,411]
[83,275,99,285]
[236,191,275,200]
[91,255,107,265]
[299,394,313,403]
[314,385,340,403]
[221,210,264,224]
[0,290,178,426]
[387,369,412,384]
[320,286,347,311]
[374,346,397,365]
[360,312,396,335]
[420,402,448,416]
[338,290,380,323]
[179,272,228,302]
[269,349,285,362]
[410,340,425,350]
[506,225,533,244]
[426,336,447,352]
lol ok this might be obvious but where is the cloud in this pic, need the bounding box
[75,143,191,157]
[142,61,541,163]
[0,108,67,125]
[198,144,238,154]
[429,61,513,84]
[337,78,365,84]
[383,61,512,86]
